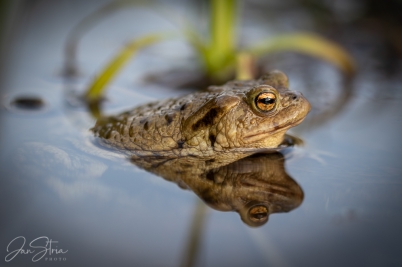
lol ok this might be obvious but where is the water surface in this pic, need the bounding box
[1,1,402,267]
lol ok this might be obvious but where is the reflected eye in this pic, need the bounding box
[249,205,268,223]
[255,92,276,112]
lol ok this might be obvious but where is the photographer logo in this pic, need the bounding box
[5,236,68,262]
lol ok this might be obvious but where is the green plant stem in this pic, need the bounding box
[205,0,237,78]
[210,0,236,58]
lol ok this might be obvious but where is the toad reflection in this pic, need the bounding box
[131,151,303,227]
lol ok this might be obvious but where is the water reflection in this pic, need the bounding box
[131,151,303,227]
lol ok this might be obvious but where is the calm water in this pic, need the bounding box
[1,1,402,267]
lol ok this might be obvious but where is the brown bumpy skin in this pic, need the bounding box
[92,71,311,161]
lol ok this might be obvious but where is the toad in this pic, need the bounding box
[92,70,310,161]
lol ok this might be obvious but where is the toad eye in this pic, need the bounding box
[249,205,268,223]
[255,92,276,112]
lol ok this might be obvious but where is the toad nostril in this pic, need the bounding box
[291,94,298,100]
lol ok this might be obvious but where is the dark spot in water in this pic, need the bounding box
[165,114,174,125]
[192,107,220,131]
[209,134,216,146]
[177,140,185,149]
[144,121,149,130]
[10,97,45,111]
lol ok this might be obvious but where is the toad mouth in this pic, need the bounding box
[243,117,306,142]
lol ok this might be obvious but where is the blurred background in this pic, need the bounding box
[1,1,402,267]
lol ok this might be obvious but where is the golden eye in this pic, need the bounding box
[255,92,276,112]
[249,205,268,223]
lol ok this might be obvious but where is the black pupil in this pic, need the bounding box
[252,213,267,220]
[258,97,275,105]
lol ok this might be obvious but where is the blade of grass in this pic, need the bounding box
[87,100,102,120]
[204,0,237,78]
[245,33,356,75]
[153,1,238,82]
[84,33,172,102]
[210,0,236,57]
